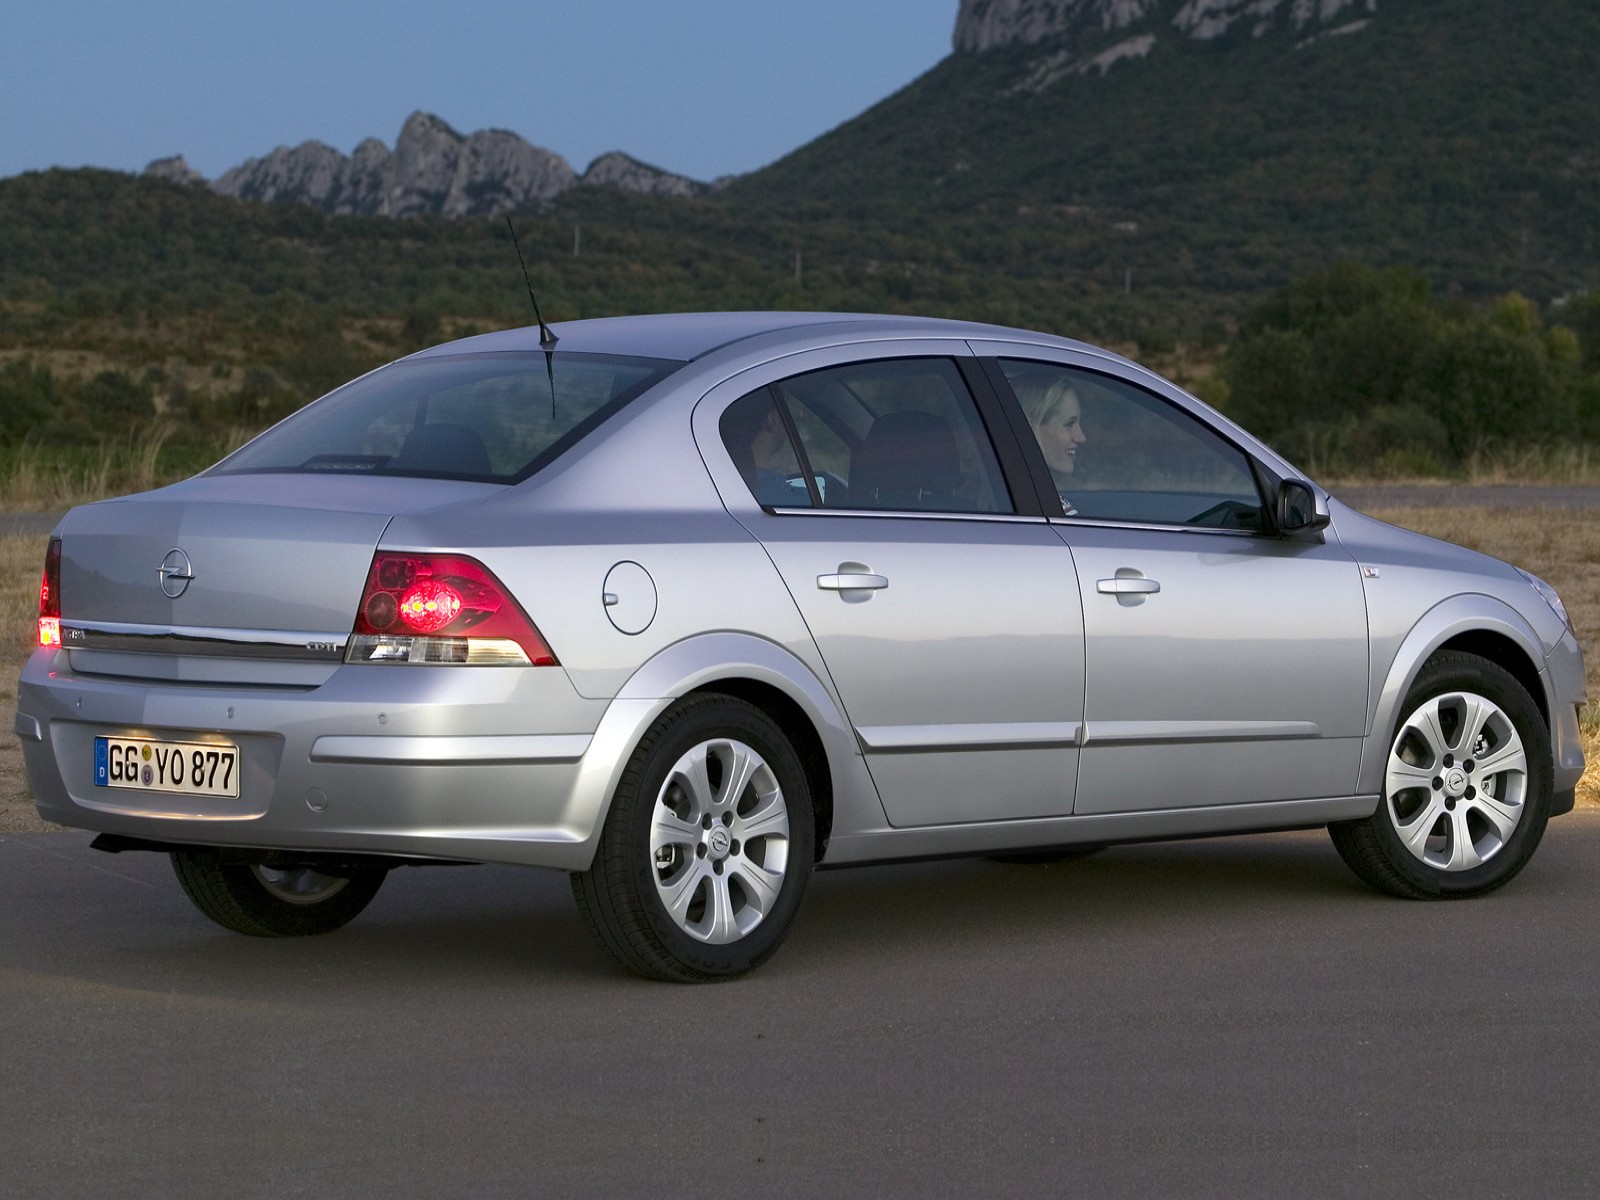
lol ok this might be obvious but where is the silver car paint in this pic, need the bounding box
[690,340,1085,827]
[16,312,1587,874]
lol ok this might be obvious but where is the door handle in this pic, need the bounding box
[1096,576,1161,595]
[818,572,888,591]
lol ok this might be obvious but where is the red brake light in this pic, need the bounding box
[397,580,463,633]
[38,537,62,648]
[351,553,557,666]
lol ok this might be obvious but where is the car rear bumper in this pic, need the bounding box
[16,648,619,870]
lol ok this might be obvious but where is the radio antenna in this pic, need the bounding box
[505,216,559,348]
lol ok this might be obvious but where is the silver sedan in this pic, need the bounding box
[16,313,1587,980]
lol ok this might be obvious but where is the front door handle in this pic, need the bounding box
[1096,576,1161,595]
[819,572,896,592]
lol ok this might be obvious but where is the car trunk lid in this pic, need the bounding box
[55,475,500,685]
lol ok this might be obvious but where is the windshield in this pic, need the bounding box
[212,351,682,483]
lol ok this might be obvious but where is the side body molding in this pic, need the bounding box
[560,631,885,869]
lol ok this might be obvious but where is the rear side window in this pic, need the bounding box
[726,358,1013,514]
[214,351,681,483]
[720,389,812,507]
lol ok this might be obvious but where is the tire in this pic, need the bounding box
[1329,651,1551,899]
[171,850,388,936]
[572,694,815,982]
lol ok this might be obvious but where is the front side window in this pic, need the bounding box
[746,358,1012,515]
[999,360,1266,530]
[214,351,681,483]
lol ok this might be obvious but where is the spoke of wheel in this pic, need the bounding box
[1458,694,1501,759]
[650,806,701,854]
[735,792,789,843]
[1474,737,1527,783]
[1386,756,1437,793]
[1442,809,1485,871]
[1413,701,1454,761]
[659,859,709,926]
[1465,792,1521,842]
[701,873,739,943]
[1396,793,1448,859]
[715,741,762,810]
[729,857,783,914]
[676,747,716,813]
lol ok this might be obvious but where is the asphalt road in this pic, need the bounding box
[5,822,1600,1198]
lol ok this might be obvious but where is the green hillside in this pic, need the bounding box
[3,0,1600,487]
[731,0,1600,304]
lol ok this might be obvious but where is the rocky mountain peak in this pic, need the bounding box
[954,0,1379,55]
[154,112,708,218]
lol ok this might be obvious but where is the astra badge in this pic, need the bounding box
[158,548,195,598]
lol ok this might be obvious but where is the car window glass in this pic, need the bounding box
[999,360,1265,530]
[214,352,679,483]
[773,358,1013,514]
[719,389,813,508]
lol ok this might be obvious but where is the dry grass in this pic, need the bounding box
[0,424,260,512]
[2,532,57,830]
[1364,505,1600,806]
[3,507,1597,831]
[1321,445,1600,489]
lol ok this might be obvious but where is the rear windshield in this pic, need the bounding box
[211,351,682,483]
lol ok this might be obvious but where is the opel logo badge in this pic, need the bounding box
[159,548,195,598]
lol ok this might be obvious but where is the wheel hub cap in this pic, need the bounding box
[650,737,791,944]
[1385,689,1527,872]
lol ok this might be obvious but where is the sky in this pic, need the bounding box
[1,1,956,185]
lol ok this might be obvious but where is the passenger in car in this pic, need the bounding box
[1019,377,1087,516]
[725,393,803,507]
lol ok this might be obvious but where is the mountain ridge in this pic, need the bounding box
[143,111,711,218]
[952,0,1379,54]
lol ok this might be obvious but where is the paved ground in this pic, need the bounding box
[5,821,1599,1198]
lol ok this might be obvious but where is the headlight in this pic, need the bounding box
[1517,568,1573,634]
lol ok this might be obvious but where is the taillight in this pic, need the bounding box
[347,552,557,667]
[37,537,62,649]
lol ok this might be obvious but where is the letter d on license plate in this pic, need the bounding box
[94,736,240,798]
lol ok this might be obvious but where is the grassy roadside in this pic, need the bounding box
[4,505,1598,833]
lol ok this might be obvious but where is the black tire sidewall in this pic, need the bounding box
[613,696,815,978]
[1371,653,1552,897]
[171,851,387,936]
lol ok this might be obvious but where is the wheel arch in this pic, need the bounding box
[563,632,880,871]
[1358,595,1551,798]
[685,677,836,862]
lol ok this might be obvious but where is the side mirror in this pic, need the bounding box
[1276,479,1330,534]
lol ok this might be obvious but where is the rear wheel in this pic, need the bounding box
[1329,651,1551,899]
[171,850,387,936]
[573,694,815,982]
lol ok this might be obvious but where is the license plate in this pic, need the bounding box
[94,736,240,798]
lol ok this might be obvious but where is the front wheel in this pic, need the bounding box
[171,850,388,936]
[573,694,815,982]
[1329,651,1551,899]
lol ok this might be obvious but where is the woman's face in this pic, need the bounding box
[1035,392,1086,475]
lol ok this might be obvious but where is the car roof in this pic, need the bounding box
[411,311,1108,365]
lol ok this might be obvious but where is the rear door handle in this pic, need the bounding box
[818,572,888,591]
[1096,576,1161,595]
